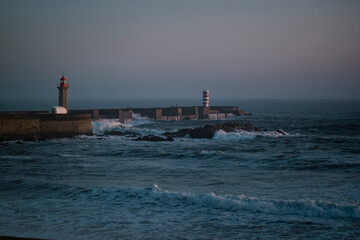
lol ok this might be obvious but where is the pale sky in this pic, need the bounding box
[0,0,359,99]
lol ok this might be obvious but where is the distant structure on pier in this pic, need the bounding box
[57,75,69,109]
[203,90,209,107]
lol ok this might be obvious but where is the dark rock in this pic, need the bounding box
[103,130,124,136]
[162,122,260,139]
[134,135,174,142]
[23,138,37,142]
[104,130,140,138]
[162,128,192,138]
[125,132,142,138]
[166,136,174,141]
[189,127,215,139]
[208,122,260,132]
[179,122,260,139]
[16,141,24,145]
[275,129,287,135]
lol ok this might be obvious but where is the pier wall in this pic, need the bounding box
[0,106,250,141]
[131,106,250,120]
[0,113,92,141]
[133,108,162,119]
[210,106,239,113]
[59,106,248,122]
[162,107,182,116]
[71,109,132,123]
[0,105,251,141]
[182,107,198,116]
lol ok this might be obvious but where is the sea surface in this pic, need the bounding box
[0,99,359,239]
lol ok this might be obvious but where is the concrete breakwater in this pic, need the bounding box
[0,113,92,141]
[133,106,252,120]
[71,105,251,122]
[0,106,250,141]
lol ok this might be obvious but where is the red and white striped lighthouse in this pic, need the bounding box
[203,90,209,107]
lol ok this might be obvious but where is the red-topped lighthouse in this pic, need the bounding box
[57,75,69,109]
[59,75,67,87]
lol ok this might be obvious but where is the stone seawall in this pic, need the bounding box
[132,106,251,120]
[0,105,250,141]
[70,109,133,123]
[0,113,92,141]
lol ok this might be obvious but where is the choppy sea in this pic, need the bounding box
[0,99,359,239]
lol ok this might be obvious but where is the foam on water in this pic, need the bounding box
[150,185,360,219]
[92,117,153,135]
[2,100,360,239]
[127,113,153,127]
[213,129,289,141]
[5,180,357,220]
[92,119,125,134]
[91,115,291,141]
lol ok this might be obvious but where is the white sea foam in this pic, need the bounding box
[91,116,156,136]
[213,130,257,141]
[213,129,289,141]
[131,112,145,119]
[148,185,359,219]
[2,181,359,240]
[126,113,153,127]
[92,119,124,134]
[77,184,360,219]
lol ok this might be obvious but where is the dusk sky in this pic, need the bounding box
[0,0,359,99]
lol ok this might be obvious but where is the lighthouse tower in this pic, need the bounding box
[57,75,69,109]
[203,90,209,107]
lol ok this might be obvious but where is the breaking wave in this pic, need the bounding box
[126,117,152,127]
[4,180,358,219]
[92,119,124,134]
[149,185,360,219]
[213,129,289,141]
[92,116,153,135]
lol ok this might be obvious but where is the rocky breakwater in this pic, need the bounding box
[101,122,287,142]
[163,122,262,139]
[103,130,174,142]
[103,130,141,138]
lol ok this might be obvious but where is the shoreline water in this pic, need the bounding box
[0,236,46,240]
[1,99,359,239]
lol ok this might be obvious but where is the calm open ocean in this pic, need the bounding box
[0,99,359,239]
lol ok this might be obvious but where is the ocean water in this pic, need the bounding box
[0,99,359,239]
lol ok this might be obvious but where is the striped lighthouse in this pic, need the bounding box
[203,90,209,107]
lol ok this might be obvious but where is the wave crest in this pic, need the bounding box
[213,129,289,141]
[2,181,359,219]
[92,116,153,135]
[92,119,124,134]
[149,185,359,218]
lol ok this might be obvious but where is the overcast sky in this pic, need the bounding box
[0,0,359,99]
